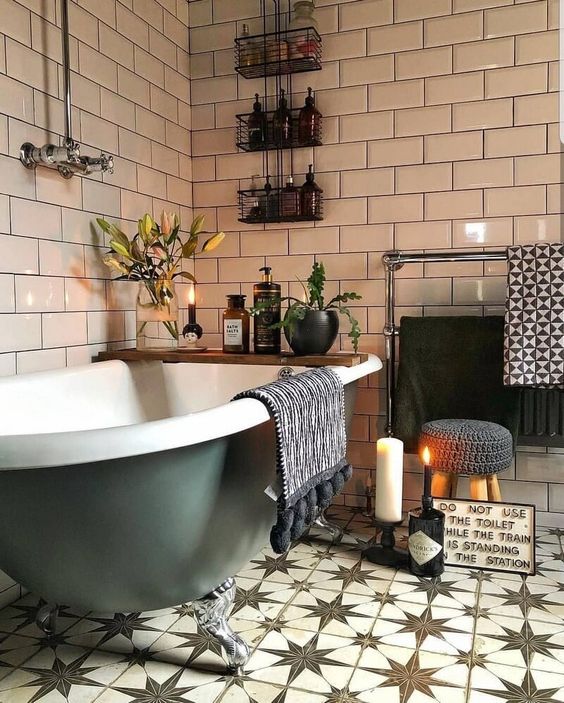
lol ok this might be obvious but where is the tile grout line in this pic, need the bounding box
[464,572,484,703]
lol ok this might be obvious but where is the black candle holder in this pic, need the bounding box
[362,521,408,568]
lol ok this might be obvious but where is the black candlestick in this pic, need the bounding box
[363,521,408,568]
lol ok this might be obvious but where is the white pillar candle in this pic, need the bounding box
[375,437,404,524]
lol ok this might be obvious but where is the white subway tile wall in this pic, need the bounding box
[187,0,564,526]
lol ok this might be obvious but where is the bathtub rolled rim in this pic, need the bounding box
[0,353,382,471]
[0,398,271,471]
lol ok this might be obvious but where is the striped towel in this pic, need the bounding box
[234,367,352,552]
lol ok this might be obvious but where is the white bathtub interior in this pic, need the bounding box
[0,357,381,437]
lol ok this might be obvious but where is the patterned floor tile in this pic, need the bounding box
[63,610,176,654]
[96,660,227,702]
[219,678,328,702]
[350,642,469,702]
[307,555,395,598]
[0,645,128,703]
[237,551,321,586]
[246,629,360,693]
[142,616,267,673]
[469,661,564,702]
[278,587,380,638]
[388,569,478,611]
[479,579,564,624]
[373,600,475,656]
[475,613,564,674]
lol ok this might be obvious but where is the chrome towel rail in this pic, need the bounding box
[382,249,508,436]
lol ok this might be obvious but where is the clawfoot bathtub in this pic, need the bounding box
[0,354,381,672]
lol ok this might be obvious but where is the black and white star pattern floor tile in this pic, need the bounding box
[0,507,562,703]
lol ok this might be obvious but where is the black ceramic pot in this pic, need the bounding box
[285,309,339,355]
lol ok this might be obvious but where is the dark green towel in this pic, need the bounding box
[394,316,521,452]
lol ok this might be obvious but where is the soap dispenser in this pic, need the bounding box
[300,164,323,219]
[253,267,281,354]
[248,94,267,151]
[272,89,292,147]
[298,88,322,146]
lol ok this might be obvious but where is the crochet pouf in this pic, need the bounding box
[420,419,513,475]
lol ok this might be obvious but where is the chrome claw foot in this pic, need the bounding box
[314,509,343,542]
[36,603,58,636]
[193,577,250,675]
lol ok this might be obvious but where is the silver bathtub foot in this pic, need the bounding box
[314,509,343,542]
[36,603,58,636]
[193,578,250,675]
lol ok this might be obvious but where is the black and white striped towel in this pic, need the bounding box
[234,367,352,552]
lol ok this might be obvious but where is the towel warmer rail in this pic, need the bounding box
[381,249,563,447]
[382,249,508,436]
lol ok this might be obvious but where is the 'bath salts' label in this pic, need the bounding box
[408,531,443,566]
[224,319,242,346]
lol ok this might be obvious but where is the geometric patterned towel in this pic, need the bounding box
[504,243,564,388]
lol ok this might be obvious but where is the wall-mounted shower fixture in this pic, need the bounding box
[20,0,114,179]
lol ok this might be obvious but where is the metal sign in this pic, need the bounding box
[433,498,536,576]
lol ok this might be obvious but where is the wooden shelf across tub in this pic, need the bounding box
[97,349,368,367]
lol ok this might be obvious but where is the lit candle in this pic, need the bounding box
[188,283,196,324]
[422,445,432,501]
[375,437,404,524]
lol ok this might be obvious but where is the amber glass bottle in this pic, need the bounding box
[280,175,300,218]
[298,88,321,146]
[272,89,292,147]
[223,295,250,353]
[300,164,323,219]
[248,94,267,151]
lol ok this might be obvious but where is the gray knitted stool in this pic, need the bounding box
[420,419,513,502]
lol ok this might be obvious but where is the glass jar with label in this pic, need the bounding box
[223,295,250,353]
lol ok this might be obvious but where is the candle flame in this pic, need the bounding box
[188,284,195,305]
[422,446,431,466]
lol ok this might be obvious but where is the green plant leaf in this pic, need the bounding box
[307,261,326,309]
[96,217,111,234]
[326,292,363,308]
[174,271,197,282]
[109,240,132,259]
[337,305,362,353]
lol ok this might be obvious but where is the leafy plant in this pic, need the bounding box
[251,262,363,352]
[97,212,224,340]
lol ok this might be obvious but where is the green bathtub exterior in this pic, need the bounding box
[0,380,358,613]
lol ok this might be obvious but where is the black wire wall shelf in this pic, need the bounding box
[235,27,322,78]
[238,186,323,224]
[236,105,322,152]
[235,0,323,225]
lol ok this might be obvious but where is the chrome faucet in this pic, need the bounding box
[20,140,114,179]
[19,0,114,179]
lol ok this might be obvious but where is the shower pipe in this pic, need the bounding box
[20,0,113,178]
[382,249,509,436]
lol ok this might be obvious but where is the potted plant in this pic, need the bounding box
[252,261,362,355]
[97,213,224,349]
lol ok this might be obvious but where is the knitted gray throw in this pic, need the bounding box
[234,367,352,553]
